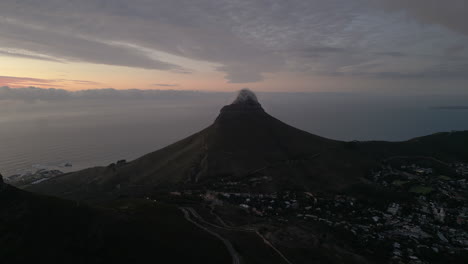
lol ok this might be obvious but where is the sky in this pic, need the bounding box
[1,0,468,93]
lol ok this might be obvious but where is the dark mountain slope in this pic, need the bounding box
[28,90,376,200]
[0,174,231,264]
[26,90,468,201]
[358,131,468,162]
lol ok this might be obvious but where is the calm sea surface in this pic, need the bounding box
[1,92,467,176]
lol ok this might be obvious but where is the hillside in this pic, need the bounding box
[358,131,468,162]
[26,90,468,202]
[0,174,231,263]
[27,90,377,200]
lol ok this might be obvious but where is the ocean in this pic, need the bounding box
[1,91,467,177]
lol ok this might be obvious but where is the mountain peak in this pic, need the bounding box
[232,89,260,106]
[217,89,264,122]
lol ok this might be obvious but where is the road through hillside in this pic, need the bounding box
[179,207,241,264]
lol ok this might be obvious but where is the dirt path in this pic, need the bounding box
[186,206,293,264]
[179,207,241,264]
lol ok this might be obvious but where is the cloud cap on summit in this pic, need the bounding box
[232,89,260,106]
[217,89,264,121]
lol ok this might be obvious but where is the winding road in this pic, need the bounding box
[179,207,241,264]
[179,206,293,264]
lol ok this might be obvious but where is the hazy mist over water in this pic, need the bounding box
[1,88,468,176]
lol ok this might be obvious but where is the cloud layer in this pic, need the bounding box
[0,76,102,89]
[377,0,468,36]
[0,86,222,102]
[0,0,467,84]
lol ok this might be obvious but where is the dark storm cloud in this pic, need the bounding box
[0,0,467,84]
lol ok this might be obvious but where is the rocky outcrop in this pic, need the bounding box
[216,89,266,122]
[0,172,5,191]
[27,89,359,200]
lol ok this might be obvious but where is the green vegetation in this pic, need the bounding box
[438,175,452,181]
[409,185,434,194]
[392,180,408,186]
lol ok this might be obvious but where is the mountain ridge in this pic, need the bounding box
[26,90,468,201]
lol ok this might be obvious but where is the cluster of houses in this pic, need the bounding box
[5,168,63,186]
[194,161,468,263]
[205,187,467,263]
[370,163,467,199]
[357,162,468,262]
[454,163,468,176]
[215,190,463,257]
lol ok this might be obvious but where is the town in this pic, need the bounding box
[168,161,468,263]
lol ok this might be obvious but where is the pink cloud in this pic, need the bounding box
[0,75,100,88]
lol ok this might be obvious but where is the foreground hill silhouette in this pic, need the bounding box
[0,173,231,263]
[28,89,468,201]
